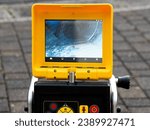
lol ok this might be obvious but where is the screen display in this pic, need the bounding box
[45,20,102,62]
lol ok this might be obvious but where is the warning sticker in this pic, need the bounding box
[79,105,88,113]
[89,105,99,113]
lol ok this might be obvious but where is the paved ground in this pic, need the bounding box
[0,1,150,113]
[1,0,150,6]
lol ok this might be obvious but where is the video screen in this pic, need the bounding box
[45,20,102,62]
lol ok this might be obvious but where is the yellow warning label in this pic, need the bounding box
[79,105,88,113]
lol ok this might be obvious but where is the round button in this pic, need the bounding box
[89,105,99,113]
[50,103,57,110]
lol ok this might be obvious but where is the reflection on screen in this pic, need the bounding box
[45,20,102,62]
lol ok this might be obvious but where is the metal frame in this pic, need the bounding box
[28,76,38,113]
[109,75,118,113]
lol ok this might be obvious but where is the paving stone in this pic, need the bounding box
[121,30,141,37]
[120,11,138,17]
[2,52,28,73]
[128,107,150,113]
[0,59,2,71]
[137,9,150,15]
[114,42,132,51]
[130,19,148,26]
[143,33,150,41]
[117,105,128,113]
[114,60,122,67]
[113,54,119,61]
[0,84,7,98]
[125,62,149,70]
[27,63,32,74]
[1,51,21,56]
[22,44,31,53]
[136,77,150,90]
[147,17,150,23]
[20,39,31,47]
[123,98,150,107]
[0,28,16,37]
[116,51,142,62]
[130,70,150,77]
[17,31,31,40]
[25,53,31,63]
[132,42,150,52]
[130,78,139,87]
[145,89,150,98]
[113,30,118,35]
[114,66,129,76]
[115,23,135,31]
[126,35,147,43]
[24,0,34,3]
[137,25,150,33]
[0,40,20,51]
[145,90,150,98]
[10,102,26,113]
[14,21,31,32]
[136,9,150,18]
[0,23,13,30]
[0,9,10,20]
[118,87,146,98]
[6,79,30,89]
[117,96,123,104]
[8,88,28,102]
[126,15,144,21]
[0,23,16,38]
[0,0,23,4]
[114,34,125,42]
[114,14,127,24]
[0,35,18,43]
[141,52,150,60]
[0,99,9,112]
[114,18,127,25]
[5,73,30,80]
[147,60,150,66]
[20,39,31,53]
[9,5,31,18]
[0,74,4,84]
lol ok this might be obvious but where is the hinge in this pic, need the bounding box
[69,72,75,83]
[39,66,108,80]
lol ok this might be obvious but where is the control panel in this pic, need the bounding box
[32,81,111,113]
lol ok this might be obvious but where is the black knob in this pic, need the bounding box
[24,107,28,112]
[116,107,121,113]
[117,75,130,89]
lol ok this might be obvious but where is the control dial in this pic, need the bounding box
[57,104,74,113]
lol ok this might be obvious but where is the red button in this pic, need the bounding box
[50,103,57,110]
[90,105,99,113]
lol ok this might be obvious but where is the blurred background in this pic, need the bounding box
[0,0,150,112]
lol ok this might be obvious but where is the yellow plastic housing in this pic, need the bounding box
[32,4,113,80]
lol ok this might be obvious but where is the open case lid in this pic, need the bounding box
[32,4,113,80]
